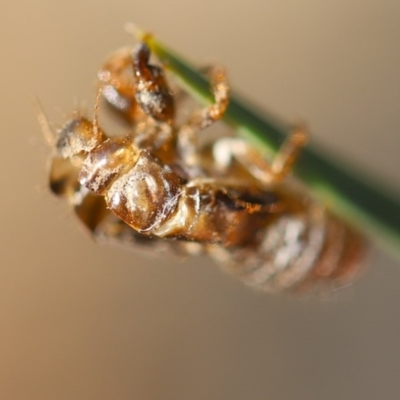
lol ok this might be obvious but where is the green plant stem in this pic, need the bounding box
[140,31,400,260]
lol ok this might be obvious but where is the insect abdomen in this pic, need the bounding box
[208,204,365,293]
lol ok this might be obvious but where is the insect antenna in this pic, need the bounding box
[92,87,104,142]
[32,97,56,146]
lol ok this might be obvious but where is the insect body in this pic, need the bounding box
[39,41,365,293]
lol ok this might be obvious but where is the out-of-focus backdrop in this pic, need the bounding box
[1,1,400,399]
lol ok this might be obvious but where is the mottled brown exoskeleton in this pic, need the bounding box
[38,41,365,294]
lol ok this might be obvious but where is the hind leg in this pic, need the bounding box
[213,125,308,185]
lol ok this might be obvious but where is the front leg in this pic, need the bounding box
[133,43,175,124]
[98,47,142,123]
[98,43,176,126]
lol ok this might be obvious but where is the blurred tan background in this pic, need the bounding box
[1,1,400,399]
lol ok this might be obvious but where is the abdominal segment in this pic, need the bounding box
[208,203,365,293]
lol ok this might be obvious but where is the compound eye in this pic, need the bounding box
[56,117,100,158]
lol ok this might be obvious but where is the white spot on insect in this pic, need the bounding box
[111,191,120,207]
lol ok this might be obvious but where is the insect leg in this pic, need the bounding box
[97,47,142,123]
[213,125,307,185]
[177,67,229,165]
[270,125,308,182]
[133,43,175,124]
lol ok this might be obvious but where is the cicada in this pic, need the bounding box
[37,41,365,293]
